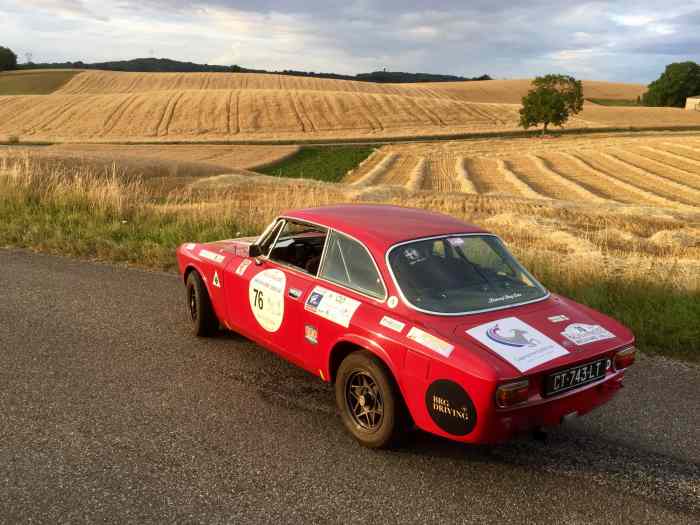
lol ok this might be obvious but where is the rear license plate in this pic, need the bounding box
[544,359,607,396]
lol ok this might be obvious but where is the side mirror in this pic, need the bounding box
[248,244,262,258]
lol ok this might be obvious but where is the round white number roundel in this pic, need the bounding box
[249,269,286,332]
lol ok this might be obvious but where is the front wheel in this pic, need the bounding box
[335,351,405,448]
[185,271,218,337]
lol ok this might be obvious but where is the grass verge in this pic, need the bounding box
[522,252,699,363]
[256,146,375,182]
[1,155,697,363]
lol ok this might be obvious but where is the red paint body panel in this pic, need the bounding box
[177,205,635,444]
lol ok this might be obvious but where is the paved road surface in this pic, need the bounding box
[1,249,698,524]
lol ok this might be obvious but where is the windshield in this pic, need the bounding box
[387,235,547,314]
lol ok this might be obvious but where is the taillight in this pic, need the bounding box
[495,380,530,408]
[614,346,636,370]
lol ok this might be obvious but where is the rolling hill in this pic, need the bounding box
[0,70,697,142]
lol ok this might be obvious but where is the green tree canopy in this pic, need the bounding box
[0,46,18,71]
[642,62,700,107]
[519,74,584,135]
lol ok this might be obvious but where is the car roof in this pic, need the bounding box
[282,205,487,253]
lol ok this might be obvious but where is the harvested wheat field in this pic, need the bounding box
[53,71,645,103]
[1,70,696,143]
[0,89,527,141]
[344,133,700,211]
[22,143,298,171]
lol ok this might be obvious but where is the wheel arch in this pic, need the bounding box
[183,263,219,306]
[184,263,214,291]
[327,334,400,385]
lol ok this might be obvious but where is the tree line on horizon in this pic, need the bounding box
[4,55,492,84]
[1,46,698,101]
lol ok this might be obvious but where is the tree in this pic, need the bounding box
[519,74,584,135]
[0,46,18,71]
[642,62,700,107]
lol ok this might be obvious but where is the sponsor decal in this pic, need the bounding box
[199,249,225,263]
[407,327,454,358]
[212,271,221,288]
[379,316,405,333]
[548,314,569,323]
[425,380,477,436]
[466,317,568,372]
[235,259,252,276]
[249,269,286,332]
[561,323,615,346]
[304,286,361,328]
[304,324,318,344]
[488,292,523,304]
[387,296,399,309]
[184,243,196,251]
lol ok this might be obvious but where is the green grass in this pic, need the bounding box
[0,196,245,271]
[0,70,81,95]
[525,256,700,363]
[586,98,641,107]
[257,146,375,182]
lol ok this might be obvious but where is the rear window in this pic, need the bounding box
[388,235,547,314]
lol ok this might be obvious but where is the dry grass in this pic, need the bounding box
[2,150,697,291]
[13,143,299,171]
[1,149,698,360]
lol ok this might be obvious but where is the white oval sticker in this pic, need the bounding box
[249,269,286,332]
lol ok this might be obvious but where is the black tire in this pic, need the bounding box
[335,351,406,448]
[185,271,218,337]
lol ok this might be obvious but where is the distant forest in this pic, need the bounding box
[19,57,492,83]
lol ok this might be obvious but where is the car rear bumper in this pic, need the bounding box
[479,370,626,443]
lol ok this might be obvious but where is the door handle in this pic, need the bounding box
[288,288,302,299]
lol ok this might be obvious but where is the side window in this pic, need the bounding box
[268,220,327,274]
[320,231,385,299]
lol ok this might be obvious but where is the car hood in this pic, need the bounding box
[206,236,257,253]
[178,236,257,269]
[420,294,634,378]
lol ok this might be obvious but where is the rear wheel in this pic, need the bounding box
[335,351,405,448]
[186,271,218,337]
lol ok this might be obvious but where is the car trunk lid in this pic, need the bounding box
[444,295,629,377]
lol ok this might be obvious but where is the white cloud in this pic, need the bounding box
[611,14,656,27]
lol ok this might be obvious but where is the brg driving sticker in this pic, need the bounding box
[425,380,477,436]
[249,269,286,332]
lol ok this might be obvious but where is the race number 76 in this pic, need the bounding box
[252,288,264,309]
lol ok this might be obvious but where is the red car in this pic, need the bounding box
[177,205,636,448]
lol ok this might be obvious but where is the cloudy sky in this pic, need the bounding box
[1,0,698,83]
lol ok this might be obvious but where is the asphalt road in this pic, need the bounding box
[1,249,698,524]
